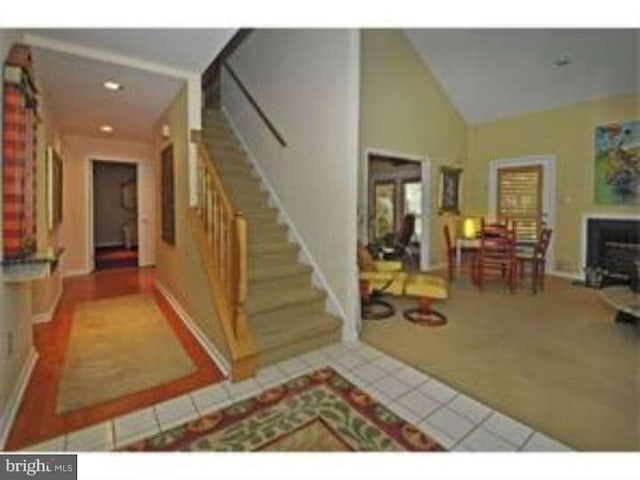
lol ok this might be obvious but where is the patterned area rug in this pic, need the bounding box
[121,367,445,452]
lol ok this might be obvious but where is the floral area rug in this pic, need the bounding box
[121,367,445,452]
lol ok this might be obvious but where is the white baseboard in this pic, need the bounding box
[63,267,93,278]
[32,283,63,324]
[424,262,447,272]
[221,106,347,326]
[154,280,230,376]
[549,270,582,281]
[0,348,38,449]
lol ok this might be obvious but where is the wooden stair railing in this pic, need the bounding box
[189,130,257,381]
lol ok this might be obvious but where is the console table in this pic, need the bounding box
[599,286,640,323]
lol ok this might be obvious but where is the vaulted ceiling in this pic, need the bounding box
[404,29,639,124]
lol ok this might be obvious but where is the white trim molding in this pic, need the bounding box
[488,154,556,270]
[362,147,432,272]
[32,284,63,324]
[63,267,93,278]
[579,212,640,277]
[548,270,582,281]
[0,348,39,449]
[154,280,230,376]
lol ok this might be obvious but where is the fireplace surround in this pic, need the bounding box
[581,214,640,284]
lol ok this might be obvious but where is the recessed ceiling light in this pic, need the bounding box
[553,55,571,68]
[99,125,114,133]
[103,80,123,91]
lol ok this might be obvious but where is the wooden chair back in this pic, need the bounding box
[443,224,454,253]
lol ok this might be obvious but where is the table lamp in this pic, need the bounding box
[462,217,479,239]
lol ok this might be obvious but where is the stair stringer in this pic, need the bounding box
[220,106,347,336]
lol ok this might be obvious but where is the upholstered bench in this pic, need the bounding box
[403,274,448,326]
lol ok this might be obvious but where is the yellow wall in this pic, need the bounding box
[359,30,468,265]
[60,135,153,275]
[154,85,231,365]
[32,92,63,316]
[466,93,640,275]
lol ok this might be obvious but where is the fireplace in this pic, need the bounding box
[584,216,640,283]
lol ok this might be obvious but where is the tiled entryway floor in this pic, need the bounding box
[24,341,572,452]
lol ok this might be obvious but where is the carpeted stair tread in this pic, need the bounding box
[244,209,280,223]
[213,159,254,175]
[252,306,342,353]
[247,226,290,244]
[248,239,298,256]
[246,277,326,317]
[249,249,299,268]
[249,262,312,283]
[220,168,261,183]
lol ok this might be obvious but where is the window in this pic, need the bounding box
[374,182,395,239]
[403,180,422,241]
[497,165,542,241]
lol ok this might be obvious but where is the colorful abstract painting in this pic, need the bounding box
[594,121,640,205]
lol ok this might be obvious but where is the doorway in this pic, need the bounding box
[92,161,138,269]
[365,152,430,270]
[89,159,157,271]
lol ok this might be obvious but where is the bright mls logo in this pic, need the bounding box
[1,455,77,480]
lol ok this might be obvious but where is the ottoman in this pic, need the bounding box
[403,274,448,326]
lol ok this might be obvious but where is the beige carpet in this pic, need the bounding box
[362,275,639,451]
[56,294,196,414]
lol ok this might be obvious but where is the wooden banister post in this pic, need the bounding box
[233,213,247,338]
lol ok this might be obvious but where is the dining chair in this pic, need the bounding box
[474,221,517,292]
[443,224,456,281]
[516,228,553,294]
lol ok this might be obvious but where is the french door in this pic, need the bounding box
[372,179,422,242]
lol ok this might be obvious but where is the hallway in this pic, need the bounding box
[5,268,226,450]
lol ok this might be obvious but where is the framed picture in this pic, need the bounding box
[46,146,63,231]
[594,121,640,205]
[438,166,462,215]
[161,144,175,245]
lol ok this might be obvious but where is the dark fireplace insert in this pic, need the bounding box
[585,217,640,288]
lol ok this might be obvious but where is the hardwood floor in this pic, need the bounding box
[5,267,226,451]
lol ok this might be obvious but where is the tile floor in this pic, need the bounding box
[24,341,573,452]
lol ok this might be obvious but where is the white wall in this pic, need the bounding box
[221,29,360,339]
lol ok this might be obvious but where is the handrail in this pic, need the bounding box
[223,62,288,148]
[202,29,253,109]
[190,131,256,380]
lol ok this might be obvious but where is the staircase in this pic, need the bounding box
[200,108,342,369]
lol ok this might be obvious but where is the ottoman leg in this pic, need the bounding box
[404,296,447,326]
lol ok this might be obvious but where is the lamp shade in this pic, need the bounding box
[463,217,479,239]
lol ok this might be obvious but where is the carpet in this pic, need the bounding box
[56,294,196,414]
[95,246,138,270]
[120,367,445,452]
[362,275,639,451]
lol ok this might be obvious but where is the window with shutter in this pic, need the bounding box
[497,165,542,241]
